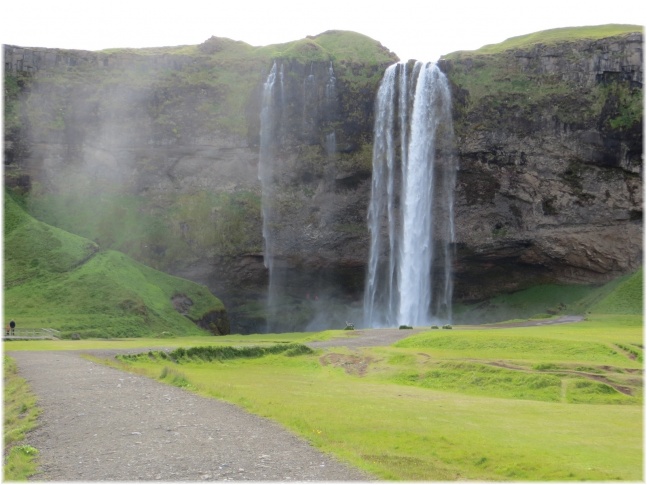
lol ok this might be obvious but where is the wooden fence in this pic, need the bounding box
[3,328,61,340]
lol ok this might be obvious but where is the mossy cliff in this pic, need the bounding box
[3,25,643,332]
[441,25,642,301]
[4,31,397,332]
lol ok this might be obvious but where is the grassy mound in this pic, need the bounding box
[119,343,313,365]
[588,269,643,314]
[3,195,228,338]
[454,268,643,324]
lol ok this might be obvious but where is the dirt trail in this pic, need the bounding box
[8,351,372,481]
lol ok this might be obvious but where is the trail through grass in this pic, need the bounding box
[99,315,642,481]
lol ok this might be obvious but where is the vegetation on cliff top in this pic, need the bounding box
[100,30,397,64]
[444,24,643,58]
[3,194,227,338]
[5,29,395,141]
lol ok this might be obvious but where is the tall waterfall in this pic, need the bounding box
[363,61,456,328]
[259,61,283,330]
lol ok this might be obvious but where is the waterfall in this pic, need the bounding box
[259,60,346,332]
[325,61,337,103]
[325,61,337,159]
[363,61,456,328]
[259,61,282,330]
[303,63,316,140]
[259,61,278,272]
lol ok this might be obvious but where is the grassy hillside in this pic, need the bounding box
[588,269,643,314]
[25,190,263,270]
[3,195,228,338]
[454,268,643,324]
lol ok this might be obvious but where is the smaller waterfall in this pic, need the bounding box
[258,60,346,332]
[303,63,316,139]
[363,61,456,328]
[259,61,279,272]
[259,61,283,331]
[325,132,336,160]
[325,61,336,104]
[325,61,337,159]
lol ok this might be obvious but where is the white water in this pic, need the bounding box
[259,61,279,273]
[364,61,456,328]
[325,61,337,103]
[325,62,337,159]
[259,62,283,330]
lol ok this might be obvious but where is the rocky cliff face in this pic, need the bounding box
[444,31,643,301]
[3,28,643,332]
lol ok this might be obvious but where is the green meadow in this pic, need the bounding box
[6,313,642,481]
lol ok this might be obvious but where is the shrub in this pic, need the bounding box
[119,343,313,363]
[283,345,314,357]
[399,325,413,330]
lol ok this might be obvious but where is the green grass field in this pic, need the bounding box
[6,313,642,481]
[112,315,642,481]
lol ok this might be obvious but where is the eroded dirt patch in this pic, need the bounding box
[320,353,374,376]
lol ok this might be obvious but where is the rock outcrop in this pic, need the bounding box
[444,31,643,300]
[3,27,643,332]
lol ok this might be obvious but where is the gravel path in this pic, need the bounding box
[307,328,426,349]
[8,351,373,481]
